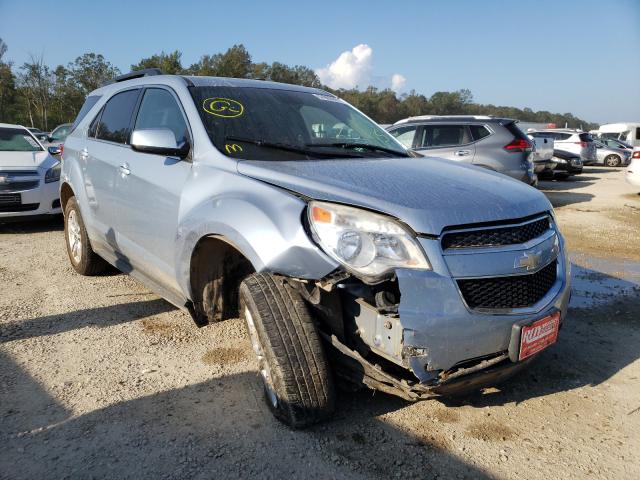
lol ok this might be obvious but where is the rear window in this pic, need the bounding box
[70,95,102,133]
[504,122,529,140]
[578,133,593,142]
[470,125,491,141]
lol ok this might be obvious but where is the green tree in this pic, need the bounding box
[0,38,18,123]
[131,50,184,74]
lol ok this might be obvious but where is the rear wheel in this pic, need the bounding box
[64,197,108,275]
[604,154,621,167]
[239,273,335,428]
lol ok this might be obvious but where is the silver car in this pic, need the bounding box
[387,116,537,184]
[60,71,571,427]
[594,140,631,167]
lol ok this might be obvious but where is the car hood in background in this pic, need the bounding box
[237,157,551,235]
[0,151,55,170]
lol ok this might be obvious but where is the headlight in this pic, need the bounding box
[307,201,431,281]
[45,161,61,183]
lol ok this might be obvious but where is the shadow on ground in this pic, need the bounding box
[0,216,63,234]
[0,298,175,344]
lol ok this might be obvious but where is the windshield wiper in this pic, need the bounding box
[306,142,409,157]
[225,136,362,158]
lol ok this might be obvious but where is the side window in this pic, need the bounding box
[389,126,417,148]
[88,109,102,138]
[470,125,491,141]
[96,89,140,144]
[556,133,571,141]
[70,95,102,132]
[419,125,471,148]
[133,88,189,146]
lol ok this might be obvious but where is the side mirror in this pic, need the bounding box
[130,128,189,159]
[48,145,62,156]
[47,136,54,143]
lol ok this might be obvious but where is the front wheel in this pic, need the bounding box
[604,154,621,167]
[64,197,108,275]
[240,273,335,428]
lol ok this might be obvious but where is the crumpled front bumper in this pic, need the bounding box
[394,234,571,384]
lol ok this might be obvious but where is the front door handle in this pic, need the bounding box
[119,163,131,176]
[455,149,471,157]
[80,148,89,160]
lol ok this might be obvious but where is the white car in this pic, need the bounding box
[626,149,640,190]
[0,123,62,220]
[529,129,598,164]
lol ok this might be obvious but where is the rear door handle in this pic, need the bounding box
[80,148,89,160]
[455,150,471,157]
[119,163,131,176]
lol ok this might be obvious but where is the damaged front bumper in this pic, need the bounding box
[330,228,571,400]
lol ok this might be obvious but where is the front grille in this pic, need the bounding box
[0,180,40,192]
[442,216,550,249]
[0,203,39,212]
[0,193,21,206]
[458,260,557,309]
[0,170,40,193]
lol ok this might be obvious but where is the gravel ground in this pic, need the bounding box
[1,167,639,480]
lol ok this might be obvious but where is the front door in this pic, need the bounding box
[114,87,192,293]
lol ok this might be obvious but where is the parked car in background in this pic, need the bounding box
[527,132,555,176]
[60,72,570,427]
[594,140,631,167]
[27,127,49,143]
[528,129,597,165]
[541,149,583,180]
[596,136,633,151]
[626,149,640,191]
[46,123,73,145]
[387,116,536,184]
[597,123,640,147]
[0,123,62,220]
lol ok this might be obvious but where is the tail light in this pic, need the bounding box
[575,141,588,148]
[632,150,640,159]
[504,138,532,152]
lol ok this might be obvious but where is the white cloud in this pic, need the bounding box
[316,44,407,92]
[316,44,373,89]
[391,73,406,92]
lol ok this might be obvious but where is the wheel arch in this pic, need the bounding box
[188,234,256,326]
[60,182,75,212]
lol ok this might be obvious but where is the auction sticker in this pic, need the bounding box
[519,312,560,361]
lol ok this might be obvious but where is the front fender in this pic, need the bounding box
[174,173,339,299]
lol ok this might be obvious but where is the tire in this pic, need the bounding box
[64,196,108,275]
[604,155,621,167]
[239,273,335,428]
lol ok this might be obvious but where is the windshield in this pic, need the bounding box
[190,86,408,160]
[0,127,43,152]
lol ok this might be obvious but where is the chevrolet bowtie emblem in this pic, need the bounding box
[515,250,542,271]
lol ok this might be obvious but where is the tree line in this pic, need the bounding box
[0,40,598,132]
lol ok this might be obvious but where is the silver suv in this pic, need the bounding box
[528,129,597,164]
[61,71,571,427]
[386,115,536,184]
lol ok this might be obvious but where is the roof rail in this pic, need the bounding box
[394,114,495,125]
[101,68,165,87]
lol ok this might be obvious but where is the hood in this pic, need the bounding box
[237,157,552,235]
[0,151,54,170]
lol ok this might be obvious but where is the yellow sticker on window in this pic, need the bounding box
[225,143,243,154]
[203,97,244,118]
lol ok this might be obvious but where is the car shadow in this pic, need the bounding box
[439,264,640,409]
[0,215,63,233]
[0,298,175,344]
[0,354,493,480]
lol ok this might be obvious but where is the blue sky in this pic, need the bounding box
[1,0,639,123]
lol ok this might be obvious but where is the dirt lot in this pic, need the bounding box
[1,167,639,480]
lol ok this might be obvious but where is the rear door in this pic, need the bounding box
[83,88,141,252]
[114,86,192,292]
[414,124,475,162]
